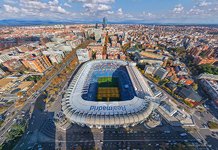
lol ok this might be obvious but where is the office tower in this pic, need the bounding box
[102,17,107,29]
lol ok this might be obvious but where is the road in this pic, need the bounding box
[41,123,203,150]
[14,61,82,150]
[12,60,211,150]
[0,53,78,145]
[143,74,218,149]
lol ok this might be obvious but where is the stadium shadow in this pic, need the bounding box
[205,134,218,149]
[101,121,207,150]
[65,124,95,150]
[14,94,57,150]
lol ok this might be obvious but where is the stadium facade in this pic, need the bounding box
[62,60,156,128]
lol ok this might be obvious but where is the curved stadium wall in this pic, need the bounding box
[62,60,155,128]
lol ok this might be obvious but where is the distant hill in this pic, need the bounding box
[0,19,74,26]
[0,19,217,27]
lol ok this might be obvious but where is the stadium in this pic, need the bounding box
[62,60,156,128]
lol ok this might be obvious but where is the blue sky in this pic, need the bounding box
[0,0,218,23]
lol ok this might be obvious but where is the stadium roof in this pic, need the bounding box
[62,60,156,128]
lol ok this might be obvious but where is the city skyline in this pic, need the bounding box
[0,23,218,149]
[0,0,218,24]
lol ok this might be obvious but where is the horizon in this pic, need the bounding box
[1,19,218,26]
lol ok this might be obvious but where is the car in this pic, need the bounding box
[38,144,42,150]
[27,146,33,150]
[203,124,208,128]
[203,104,209,109]
[180,133,187,136]
[164,131,171,134]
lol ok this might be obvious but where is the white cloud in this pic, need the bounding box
[142,12,154,17]
[198,0,211,6]
[117,8,123,15]
[186,0,218,17]
[19,0,68,14]
[71,0,114,15]
[173,4,184,13]
[3,0,16,4]
[3,4,20,13]
[188,8,203,15]
[50,6,68,14]
[48,0,59,6]
[83,3,111,13]
[97,4,111,11]
[107,10,114,14]
[70,0,115,4]
[64,3,72,8]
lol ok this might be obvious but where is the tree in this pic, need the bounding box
[6,124,25,140]
[192,83,198,91]
[44,98,49,103]
[17,92,23,97]
[48,89,56,96]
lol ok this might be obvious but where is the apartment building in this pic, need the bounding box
[22,55,52,73]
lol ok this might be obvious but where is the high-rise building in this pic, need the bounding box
[95,23,98,29]
[22,55,52,73]
[102,17,107,29]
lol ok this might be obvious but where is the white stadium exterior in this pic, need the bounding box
[62,60,157,128]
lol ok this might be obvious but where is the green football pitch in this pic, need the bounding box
[97,77,120,101]
[98,77,119,87]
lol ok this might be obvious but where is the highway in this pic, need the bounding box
[0,53,78,145]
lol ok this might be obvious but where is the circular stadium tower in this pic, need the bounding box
[62,60,155,128]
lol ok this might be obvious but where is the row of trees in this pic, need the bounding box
[183,53,218,76]
[46,58,78,98]
[25,75,41,82]
[0,121,26,150]
[15,40,93,107]
[197,64,218,75]
[143,73,194,107]
[45,40,93,103]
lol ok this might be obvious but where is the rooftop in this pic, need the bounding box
[0,78,14,88]
[198,73,218,81]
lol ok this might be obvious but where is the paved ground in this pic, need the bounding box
[15,104,208,150]
[12,62,218,150]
